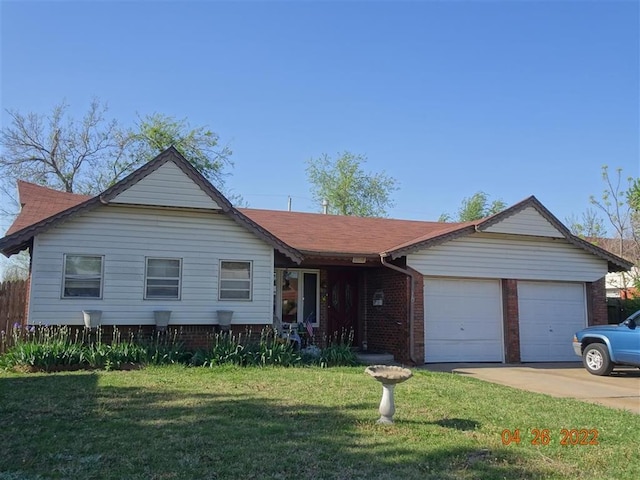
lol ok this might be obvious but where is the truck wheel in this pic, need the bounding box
[582,343,613,376]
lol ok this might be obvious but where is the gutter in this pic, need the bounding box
[380,254,420,365]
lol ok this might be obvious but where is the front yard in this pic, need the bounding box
[0,365,638,480]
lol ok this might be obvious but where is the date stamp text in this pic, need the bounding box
[501,428,599,446]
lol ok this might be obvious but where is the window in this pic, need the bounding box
[63,255,104,298]
[219,261,252,300]
[145,258,181,299]
[275,269,319,325]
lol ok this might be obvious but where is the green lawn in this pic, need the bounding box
[0,365,637,480]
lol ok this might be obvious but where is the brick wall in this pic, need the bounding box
[410,267,424,364]
[502,279,520,363]
[587,276,607,326]
[363,267,410,363]
[316,269,329,348]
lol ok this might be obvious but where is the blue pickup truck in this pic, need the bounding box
[572,310,640,376]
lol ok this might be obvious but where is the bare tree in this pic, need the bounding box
[590,166,633,256]
[566,208,607,239]
[590,166,639,293]
[1,251,29,281]
[0,99,129,195]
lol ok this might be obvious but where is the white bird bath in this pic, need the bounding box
[365,365,413,424]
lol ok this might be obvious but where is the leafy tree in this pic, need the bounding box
[305,152,398,217]
[101,113,232,192]
[439,191,506,222]
[628,178,640,212]
[628,178,640,241]
[626,177,640,291]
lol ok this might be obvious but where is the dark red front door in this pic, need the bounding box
[327,269,359,343]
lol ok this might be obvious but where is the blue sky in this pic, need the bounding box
[1,0,639,230]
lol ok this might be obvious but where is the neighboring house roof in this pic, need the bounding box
[585,237,640,263]
[0,147,303,263]
[0,147,632,273]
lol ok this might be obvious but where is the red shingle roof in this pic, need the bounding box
[240,208,467,256]
[5,181,91,236]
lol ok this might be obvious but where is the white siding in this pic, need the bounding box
[408,233,607,282]
[28,205,273,326]
[110,162,222,209]
[483,207,561,237]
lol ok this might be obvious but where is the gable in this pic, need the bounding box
[0,148,302,263]
[481,206,562,237]
[387,196,632,272]
[109,161,222,209]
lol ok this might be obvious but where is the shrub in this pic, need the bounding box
[247,329,302,367]
[0,325,86,371]
[316,329,359,367]
[0,324,360,372]
[0,325,187,372]
[205,329,302,367]
[207,332,247,366]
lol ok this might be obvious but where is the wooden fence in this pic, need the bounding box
[0,279,27,336]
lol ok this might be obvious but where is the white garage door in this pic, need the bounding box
[518,281,587,362]
[424,278,503,363]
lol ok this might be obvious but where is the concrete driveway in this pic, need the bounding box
[423,362,640,414]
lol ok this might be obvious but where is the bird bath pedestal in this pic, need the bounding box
[365,365,413,424]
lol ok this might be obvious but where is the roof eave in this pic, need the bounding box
[0,238,32,257]
[0,197,101,258]
[298,250,380,259]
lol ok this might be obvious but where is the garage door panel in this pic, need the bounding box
[427,321,499,342]
[425,278,503,363]
[427,340,504,363]
[518,281,586,362]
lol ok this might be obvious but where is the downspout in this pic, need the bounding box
[380,254,420,365]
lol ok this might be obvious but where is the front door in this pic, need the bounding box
[327,269,359,343]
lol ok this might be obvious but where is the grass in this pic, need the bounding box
[0,366,638,480]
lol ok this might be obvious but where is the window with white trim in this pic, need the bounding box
[145,258,182,300]
[63,255,104,298]
[219,261,252,300]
